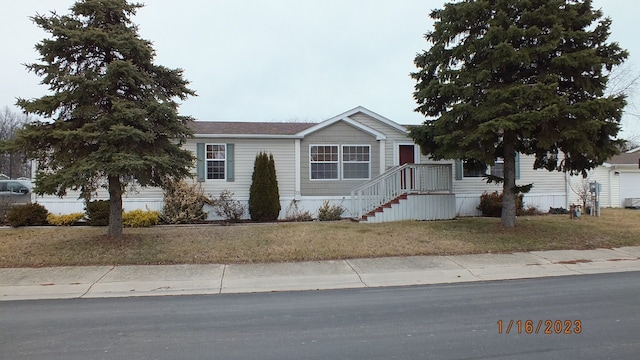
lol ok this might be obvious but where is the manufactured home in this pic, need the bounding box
[34,106,572,221]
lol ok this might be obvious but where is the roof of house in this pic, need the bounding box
[189,121,317,136]
[188,106,409,139]
[608,151,640,165]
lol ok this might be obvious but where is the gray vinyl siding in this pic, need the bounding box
[348,112,411,168]
[451,154,566,195]
[300,121,380,196]
[185,138,297,199]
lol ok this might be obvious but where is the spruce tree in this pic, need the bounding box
[410,0,627,227]
[8,0,195,238]
[249,152,280,221]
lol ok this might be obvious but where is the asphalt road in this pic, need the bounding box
[1,272,639,360]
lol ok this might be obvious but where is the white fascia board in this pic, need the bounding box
[297,106,406,138]
[193,134,304,139]
[296,116,387,140]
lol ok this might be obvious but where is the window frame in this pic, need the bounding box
[462,160,488,178]
[309,144,340,181]
[205,143,227,180]
[341,144,371,180]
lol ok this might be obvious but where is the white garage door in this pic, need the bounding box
[620,172,640,207]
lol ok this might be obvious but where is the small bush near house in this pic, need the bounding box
[317,200,345,221]
[123,209,160,227]
[549,207,569,214]
[477,191,524,217]
[85,200,110,226]
[248,152,281,222]
[47,212,85,226]
[284,200,314,222]
[209,190,245,222]
[7,203,49,227]
[160,179,208,224]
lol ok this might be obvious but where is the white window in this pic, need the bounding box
[342,145,370,179]
[310,145,339,180]
[206,144,226,180]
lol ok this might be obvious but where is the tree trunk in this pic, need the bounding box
[501,132,517,227]
[107,175,124,238]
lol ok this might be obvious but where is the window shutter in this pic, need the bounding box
[454,159,463,180]
[196,143,205,182]
[515,153,521,180]
[226,143,235,182]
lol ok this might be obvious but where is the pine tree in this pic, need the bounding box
[410,0,627,227]
[8,0,195,237]
[249,152,280,221]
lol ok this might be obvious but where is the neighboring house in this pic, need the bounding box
[569,147,640,209]
[33,106,572,221]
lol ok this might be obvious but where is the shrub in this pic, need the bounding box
[47,212,85,226]
[317,200,345,221]
[285,200,314,222]
[160,179,208,224]
[477,191,524,217]
[123,209,160,227]
[7,203,49,227]
[209,190,245,222]
[248,152,281,221]
[549,207,569,214]
[85,200,110,226]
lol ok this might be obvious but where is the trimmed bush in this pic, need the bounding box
[7,203,49,227]
[477,191,524,217]
[317,200,345,221]
[123,209,160,227]
[248,152,281,221]
[160,179,208,224]
[47,212,85,226]
[85,200,110,226]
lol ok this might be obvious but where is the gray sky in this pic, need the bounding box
[2,0,639,140]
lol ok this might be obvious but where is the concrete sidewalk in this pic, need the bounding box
[2,247,640,301]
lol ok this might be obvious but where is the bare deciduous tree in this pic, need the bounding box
[0,107,32,179]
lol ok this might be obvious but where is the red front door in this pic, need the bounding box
[399,145,415,190]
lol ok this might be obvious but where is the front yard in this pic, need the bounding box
[1,209,639,268]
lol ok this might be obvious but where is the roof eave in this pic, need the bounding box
[193,134,303,139]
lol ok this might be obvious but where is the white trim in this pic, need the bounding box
[309,144,340,181]
[194,134,303,139]
[297,116,387,140]
[626,146,640,154]
[294,139,301,197]
[394,142,418,166]
[205,143,227,181]
[379,140,386,174]
[341,144,371,180]
[322,106,408,134]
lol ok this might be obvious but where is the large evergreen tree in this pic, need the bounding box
[410,0,627,227]
[10,0,195,237]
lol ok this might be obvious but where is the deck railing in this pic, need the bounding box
[350,164,452,219]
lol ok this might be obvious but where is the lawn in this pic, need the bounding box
[1,208,639,268]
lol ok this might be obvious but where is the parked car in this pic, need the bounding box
[0,179,32,205]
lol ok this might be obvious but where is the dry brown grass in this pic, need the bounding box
[1,208,639,268]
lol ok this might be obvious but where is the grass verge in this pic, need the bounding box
[1,208,639,268]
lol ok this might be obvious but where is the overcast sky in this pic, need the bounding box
[2,0,639,140]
